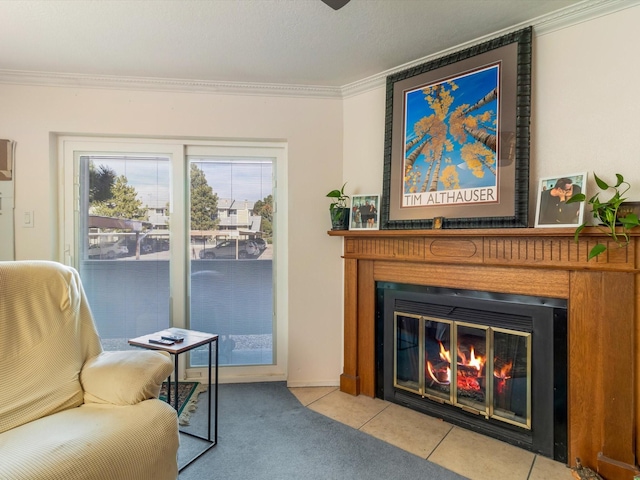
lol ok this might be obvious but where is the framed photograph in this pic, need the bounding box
[618,202,640,221]
[534,173,587,228]
[350,194,380,230]
[381,27,532,229]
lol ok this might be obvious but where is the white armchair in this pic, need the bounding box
[0,261,179,480]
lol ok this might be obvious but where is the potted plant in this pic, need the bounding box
[568,173,640,259]
[326,183,350,230]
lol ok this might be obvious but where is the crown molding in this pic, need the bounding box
[0,70,343,99]
[0,0,633,99]
[341,0,635,98]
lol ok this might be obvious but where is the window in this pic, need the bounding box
[188,154,274,367]
[60,138,288,382]
[78,154,171,350]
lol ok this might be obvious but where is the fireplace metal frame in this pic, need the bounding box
[489,326,531,429]
[393,312,533,429]
[378,282,567,461]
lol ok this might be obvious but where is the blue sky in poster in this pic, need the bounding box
[404,65,499,193]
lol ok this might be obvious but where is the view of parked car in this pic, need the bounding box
[87,242,128,259]
[252,238,267,251]
[120,237,169,256]
[199,239,260,259]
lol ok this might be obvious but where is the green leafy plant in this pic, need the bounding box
[567,173,640,260]
[326,183,349,212]
[326,183,350,230]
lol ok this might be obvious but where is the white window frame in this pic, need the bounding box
[58,136,288,383]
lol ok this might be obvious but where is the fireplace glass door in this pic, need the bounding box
[454,322,489,414]
[394,313,531,429]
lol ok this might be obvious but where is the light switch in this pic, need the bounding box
[22,210,34,228]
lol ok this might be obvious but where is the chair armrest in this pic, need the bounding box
[80,350,173,405]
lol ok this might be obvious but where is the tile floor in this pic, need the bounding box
[289,386,573,480]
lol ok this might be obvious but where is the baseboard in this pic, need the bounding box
[286,380,340,388]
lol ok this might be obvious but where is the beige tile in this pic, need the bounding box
[307,389,389,429]
[528,455,573,480]
[288,386,337,406]
[428,426,535,480]
[360,403,453,458]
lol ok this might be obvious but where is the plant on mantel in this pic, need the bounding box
[326,182,350,230]
[568,173,640,260]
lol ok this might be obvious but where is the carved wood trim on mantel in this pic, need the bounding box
[329,227,640,271]
[329,227,640,480]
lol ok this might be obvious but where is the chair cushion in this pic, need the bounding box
[0,400,179,480]
[81,350,173,405]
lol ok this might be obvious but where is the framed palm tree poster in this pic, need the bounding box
[381,27,532,229]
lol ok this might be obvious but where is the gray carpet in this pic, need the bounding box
[177,382,468,480]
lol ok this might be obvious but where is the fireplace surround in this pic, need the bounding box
[329,227,639,480]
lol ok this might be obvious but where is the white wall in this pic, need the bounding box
[343,87,387,196]
[530,5,640,210]
[2,4,638,388]
[0,85,345,387]
[344,5,640,220]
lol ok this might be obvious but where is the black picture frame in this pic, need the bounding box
[381,27,532,230]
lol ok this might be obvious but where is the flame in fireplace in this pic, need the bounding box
[493,360,513,394]
[425,341,452,385]
[456,345,485,373]
[463,346,484,371]
[426,341,489,392]
[426,360,451,385]
[494,360,513,380]
[439,341,451,363]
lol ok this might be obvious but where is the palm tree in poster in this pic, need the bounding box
[404,65,499,202]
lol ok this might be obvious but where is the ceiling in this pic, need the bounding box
[0,0,598,90]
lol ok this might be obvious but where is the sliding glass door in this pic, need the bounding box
[60,138,287,381]
[188,155,274,367]
[77,154,171,350]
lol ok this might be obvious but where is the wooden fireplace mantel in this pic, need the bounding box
[328,227,639,480]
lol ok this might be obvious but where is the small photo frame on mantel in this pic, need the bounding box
[534,172,587,228]
[350,194,380,230]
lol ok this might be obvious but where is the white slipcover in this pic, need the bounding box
[0,261,179,480]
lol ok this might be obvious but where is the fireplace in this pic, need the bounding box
[330,228,639,480]
[376,283,567,461]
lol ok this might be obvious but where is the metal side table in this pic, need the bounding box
[129,327,218,471]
